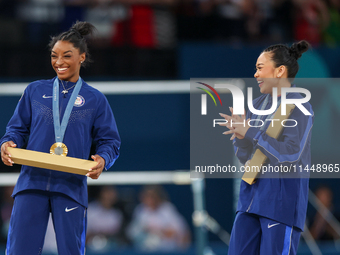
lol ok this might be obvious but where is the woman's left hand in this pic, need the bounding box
[86,155,105,179]
[219,107,250,139]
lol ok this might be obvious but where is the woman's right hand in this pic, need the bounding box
[219,107,249,140]
[1,141,16,166]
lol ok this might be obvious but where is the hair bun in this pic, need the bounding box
[289,40,310,60]
[71,21,96,37]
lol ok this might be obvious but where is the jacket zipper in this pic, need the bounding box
[46,88,67,191]
[46,171,52,191]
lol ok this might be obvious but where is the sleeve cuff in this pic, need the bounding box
[0,139,13,151]
[97,152,109,171]
[0,140,9,148]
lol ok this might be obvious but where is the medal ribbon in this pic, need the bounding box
[53,77,83,144]
[253,94,281,131]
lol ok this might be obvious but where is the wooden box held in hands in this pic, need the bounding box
[7,147,97,176]
[242,104,296,185]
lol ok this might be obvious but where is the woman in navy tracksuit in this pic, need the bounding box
[221,40,313,255]
[0,21,120,255]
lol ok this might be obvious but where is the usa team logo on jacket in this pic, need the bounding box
[74,95,85,107]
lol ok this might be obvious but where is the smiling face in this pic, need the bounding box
[51,40,85,82]
[254,52,286,95]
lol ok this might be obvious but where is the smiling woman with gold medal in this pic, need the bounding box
[0,21,121,255]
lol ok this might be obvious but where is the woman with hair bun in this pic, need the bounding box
[0,21,121,254]
[220,40,313,255]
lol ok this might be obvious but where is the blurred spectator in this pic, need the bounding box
[16,0,64,45]
[0,0,23,46]
[292,0,329,46]
[127,185,191,252]
[190,0,275,43]
[309,185,340,241]
[271,0,295,42]
[213,0,248,42]
[0,186,14,244]
[242,0,276,42]
[87,186,126,251]
[1,0,339,47]
[111,0,177,49]
[175,0,217,41]
[61,0,89,32]
[85,1,129,47]
[322,0,340,47]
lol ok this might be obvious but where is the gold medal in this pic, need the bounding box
[50,142,68,156]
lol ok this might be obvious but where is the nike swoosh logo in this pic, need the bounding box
[65,206,78,212]
[268,223,280,229]
[42,95,53,98]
